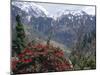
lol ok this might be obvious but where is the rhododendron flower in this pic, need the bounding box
[22,49,31,53]
[18,53,24,58]
[26,50,33,55]
[21,58,32,63]
[12,43,73,73]
[55,51,64,57]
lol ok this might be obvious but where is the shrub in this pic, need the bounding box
[11,43,73,74]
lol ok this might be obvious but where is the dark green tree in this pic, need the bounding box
[15,15,26,54]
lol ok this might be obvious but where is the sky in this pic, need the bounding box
[36,2,95,16]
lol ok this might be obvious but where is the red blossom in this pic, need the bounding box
[22,49,31,53]
[26,50,33,55]
[12,43,73,73]
[18,53,24,58]
[21,58,32,63]
[55,51,64,57]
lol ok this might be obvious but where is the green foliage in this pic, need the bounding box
[70,54,96,70]
[70,28,96,70]
[13,15,26,54]
[86,56,96,69]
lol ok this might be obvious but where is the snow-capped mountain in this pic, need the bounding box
[57,10,88,17]
[49,9,94,21]
[11,1,50,26]
[11,1,96,49]
[12,1,48,17]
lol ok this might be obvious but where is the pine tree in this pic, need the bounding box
[15,15,26,54]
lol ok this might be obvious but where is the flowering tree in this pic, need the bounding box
[12,43,73,74]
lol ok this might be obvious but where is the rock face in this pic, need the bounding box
[11,1,96,48]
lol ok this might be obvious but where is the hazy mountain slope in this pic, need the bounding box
[12,1,96,50]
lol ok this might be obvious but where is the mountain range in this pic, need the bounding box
[11,1,96,49]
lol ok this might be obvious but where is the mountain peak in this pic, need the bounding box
[12,1,49,17]
[57,9,88,17]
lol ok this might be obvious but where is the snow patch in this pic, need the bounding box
[12,1,49,17]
